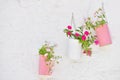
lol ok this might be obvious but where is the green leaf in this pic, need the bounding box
[39,46,47,55]
[76,29,80,32]
[103,14,106,18]
[63,29,68,33]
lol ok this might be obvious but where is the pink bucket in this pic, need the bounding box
[39,55,51,75]
[95,24,112,47]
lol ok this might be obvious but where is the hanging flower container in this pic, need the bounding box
[94,8,112,46]
[38,41,61,75]
[64,24,97,56]
[67,39,81,60]
[95,24,112,46]
[39,55,51,75]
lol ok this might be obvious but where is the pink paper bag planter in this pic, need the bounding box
[39,55,51,75]
[95,24,112,47]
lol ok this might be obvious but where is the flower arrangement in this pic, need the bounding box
[64,17,98,56]
[80,17,99,56]
[39,41,61,73]
[93,8,112,46]
[94,8,107,28]
[39,41,61,63]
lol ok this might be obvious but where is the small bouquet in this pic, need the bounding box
[39,41,61,75]
[64,18,98,56]
[93,8,112,46]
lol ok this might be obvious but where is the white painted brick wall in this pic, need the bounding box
[0,0,120,80]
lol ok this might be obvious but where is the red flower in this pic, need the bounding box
[94,40,99,45]
[83,50,92,56]
[83,50,86,54]
[87,50,92,56]
[67,25,72,30]
[82,35,86,41]
[84,31,89,36]
[67,31,72,36]
[75,32,80,37]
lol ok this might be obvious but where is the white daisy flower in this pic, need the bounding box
[44,53,48,56]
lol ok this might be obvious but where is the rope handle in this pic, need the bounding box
[71,12,76,30]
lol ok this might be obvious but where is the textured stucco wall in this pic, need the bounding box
[0,0,120,80]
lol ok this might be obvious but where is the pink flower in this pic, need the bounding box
[67,31,72,36]
[94,12,97,17]
[75,32,80,37]
[84,31,89,36]
[82,35,86,41]
[94,40,99,45]
[67,25,72,30]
